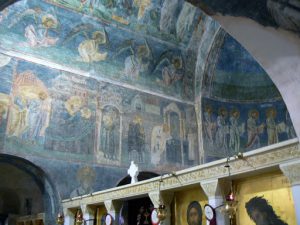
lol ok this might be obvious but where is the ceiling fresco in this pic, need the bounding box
[187,0,300,34]
[0,0,205,101]
[211,34,281,101]
[200,30,282,102]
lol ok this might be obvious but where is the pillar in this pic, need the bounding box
[63,208,75,225]
[280,160,300,225]
[148,191,174,225]
[201,179,229,225]
[104,200,123,225]
[81,204,95,225]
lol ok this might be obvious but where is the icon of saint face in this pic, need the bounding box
[188,207,200,225]
[250,209,268,225]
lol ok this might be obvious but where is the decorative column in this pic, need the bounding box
[200,179,229,225]
[195,97,204,164]
[148,191,174,225]
[81,204,95,225]
[63,208,75,225]
[104,200,123,225]
[280,160,300,225]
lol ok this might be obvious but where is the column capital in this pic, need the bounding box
[63,208,75,217]
[80,204,94,215]
[200,179,223,198]
[148,191,174,208]
[104,200,123,213]
[280,160,300,186]
[148,191,160,208]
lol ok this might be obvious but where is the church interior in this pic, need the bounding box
[0,0,299,225]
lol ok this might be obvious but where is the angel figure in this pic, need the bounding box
[153,51,184,86]
[9,7,59,48]
[114,39,152,79]
[63,23,108,63]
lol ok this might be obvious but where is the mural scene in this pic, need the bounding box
[0,54,12,149]
[202,98,296,161]
[0,0,205,100]
[199,32,295,162]
[0,55,199,197]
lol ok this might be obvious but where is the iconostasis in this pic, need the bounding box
[172,186,208,225]
[235,171,296,225]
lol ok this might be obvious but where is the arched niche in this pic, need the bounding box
[131,95,145,112]
[0,154,60,225]
[163,103,185,165]
[96,104,122,165]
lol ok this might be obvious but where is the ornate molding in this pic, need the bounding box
[200,180,222,197]
[62,141,300,209]
[104,200,122,213]
[148,191,160,208]
[280,160,300,186]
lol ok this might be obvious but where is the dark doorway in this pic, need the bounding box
[128,197,153,225]
[0,154,60,225]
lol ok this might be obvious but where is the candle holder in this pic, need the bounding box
[56,213,64,225]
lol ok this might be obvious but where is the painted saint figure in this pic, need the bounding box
[229,108,242,154]
[128,115,145,162]
[215,108,228,152]
[246,109,264,149]
[245,196,288,225]
[203,105,216,143]
[78,31,108,63]
[70,166,96,198]
[285,110,296,139]
[101,106,119,160]
[187,201,202,225]
[266,108,278,145]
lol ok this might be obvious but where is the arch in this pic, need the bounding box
[163,103,185,165]
[116,171,160,187]
[131,95,145,112]
[201,15,300,138]
[0,154,60,224]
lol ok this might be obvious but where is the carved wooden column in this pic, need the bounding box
[81,204,94,225]
[280,160,300,225]
[148,191,174,225]
[63,208,75,225]
[200,179,229,225]
[104,200,123,225]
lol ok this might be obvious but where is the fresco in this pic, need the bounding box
[203,33,281,102]
[0,54,12,149]
[27,156,126,199]
[46,0,201,46]
[0,54,199,171]
[202,98,296,162]
[187,0,300,34]
[0,0,205,100]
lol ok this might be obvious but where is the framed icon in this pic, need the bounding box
[150,209,160,225]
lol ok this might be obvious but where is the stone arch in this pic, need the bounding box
[0,153,60,224]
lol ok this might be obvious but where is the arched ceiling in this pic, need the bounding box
[0,0,284,103]
[187,0,300,33]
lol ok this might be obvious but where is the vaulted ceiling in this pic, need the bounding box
[0,0,287,103]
